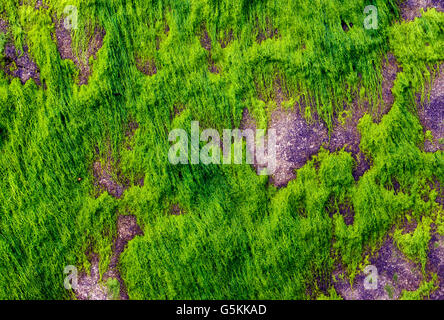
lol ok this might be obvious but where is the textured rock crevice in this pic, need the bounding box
[2,43,41,85]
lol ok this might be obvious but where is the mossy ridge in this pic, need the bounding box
[0,0,442,299]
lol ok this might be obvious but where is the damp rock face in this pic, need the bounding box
[199,25,220,74]
[2,43,41,85]
[268,107,328,187]
[334,238,422,300]
[400,0,443,21]
[418,67,444,152]
[54,18,105,85]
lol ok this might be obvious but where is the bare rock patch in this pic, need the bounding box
[169,204,185,216]
[93,158,127,199]
[0,18,41,84]
[199,25,220,74]
[2,43,41,85]
[103,214,143,300]
[400,0,443,21]
[333,237,423,300]
[54,18,105,85]
[269,106,328,186]
[75,254,112,300]
[0,18,8,33]
[418,66,444,152]
[376,53,402,121]
[135,57,157,76]
[75,215,143,300]
[241,78,375,186]
[34,0,48,10]
[427,232,444,299]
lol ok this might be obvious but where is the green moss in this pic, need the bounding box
[394,217,432,273]
[105,278,121,300]
[0,0,442,300]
